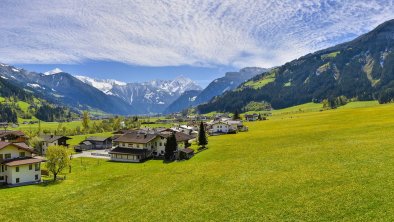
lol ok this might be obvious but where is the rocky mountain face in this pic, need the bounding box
[198,19,394,113]
[164,67,268,113]
[76,75,202,114]
[0,66,136,114]
[163,90,202,114]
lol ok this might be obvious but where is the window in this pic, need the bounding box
[128,143,132,147]
[19,152,25,157]
[159,142,162,146]
[16,166,20,172]
[35,175,39,180]
[0,176,3,180]
[0,154,3,160]
[35,163,40,171]
[29,164,33,170]
[16,178,20,183]
[5,154,11,159]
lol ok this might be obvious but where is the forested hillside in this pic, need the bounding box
[198,19,394,113]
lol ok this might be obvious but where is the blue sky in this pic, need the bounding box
[1,0,394,87]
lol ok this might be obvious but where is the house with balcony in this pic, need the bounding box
[0,142,43,186]
[109,129,194,162]
[0,130,28,143]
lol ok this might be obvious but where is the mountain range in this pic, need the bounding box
[164,67,267,113]
[198,19,394,113]
[76,75,202,114]
[0,61,267,115]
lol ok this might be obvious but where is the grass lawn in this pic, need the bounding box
[1,102,394,221]
[68,132,114,146]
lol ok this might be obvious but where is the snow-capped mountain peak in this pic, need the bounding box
[44,68,63,75]
[149,76,202,94]
[75,75,126,95]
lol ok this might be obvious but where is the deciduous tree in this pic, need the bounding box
[46,145,71,181]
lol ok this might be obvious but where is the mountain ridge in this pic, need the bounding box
[197,19,394,113]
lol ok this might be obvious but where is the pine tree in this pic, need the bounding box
[198,121,208,148]
[233,110,240,120]
[164,133,177,161]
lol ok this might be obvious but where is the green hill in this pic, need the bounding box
[198,19,394,113]
[1,102,393,221]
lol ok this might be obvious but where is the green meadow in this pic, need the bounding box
[1,102,394,221]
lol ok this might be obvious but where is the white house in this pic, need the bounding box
[41,135,71,155]
[208,121,231,134]
[0,142,43,186]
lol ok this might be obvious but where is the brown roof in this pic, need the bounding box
[159,131,194,142]
[114,132,158,144]
[0,130,27,137]
[3,157,43,166]
[0,142,36,153]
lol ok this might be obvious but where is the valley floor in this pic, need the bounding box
[1,102,394,221]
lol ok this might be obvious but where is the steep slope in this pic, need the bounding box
[165,67,267,113]
[163,90,202,114]
[75,75,126,95]
[198,19,394,113]
[195,67,268,104]
[0,64,135,114]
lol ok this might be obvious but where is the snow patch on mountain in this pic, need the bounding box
[11,68,20,72]
[75,75,126,95]
[27,83,42,89]
[44,68,63,75]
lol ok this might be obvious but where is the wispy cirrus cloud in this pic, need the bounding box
[1,0,394,68]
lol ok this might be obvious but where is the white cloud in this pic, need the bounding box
[0,0,394,68]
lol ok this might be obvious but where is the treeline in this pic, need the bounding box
[0,77,34,102]
[23,113,142,138]
[197,33,394,113]
[0,105,18,123]
[35,104,74,122]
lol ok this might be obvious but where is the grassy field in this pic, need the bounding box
[68,132,114,146]
[15,120,84,132]
[1,102,394,221]
[243,73,276,89]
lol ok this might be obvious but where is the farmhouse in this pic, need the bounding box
[41,135,71,156]
[207,120,240,134]
[0,142,43,185]
[245,113,259,121]
[110,129,194,162]
[0,130,28,143]
[206,119,247,134]
[75,136,112,151]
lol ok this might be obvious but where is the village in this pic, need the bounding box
[0,112,265,187]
